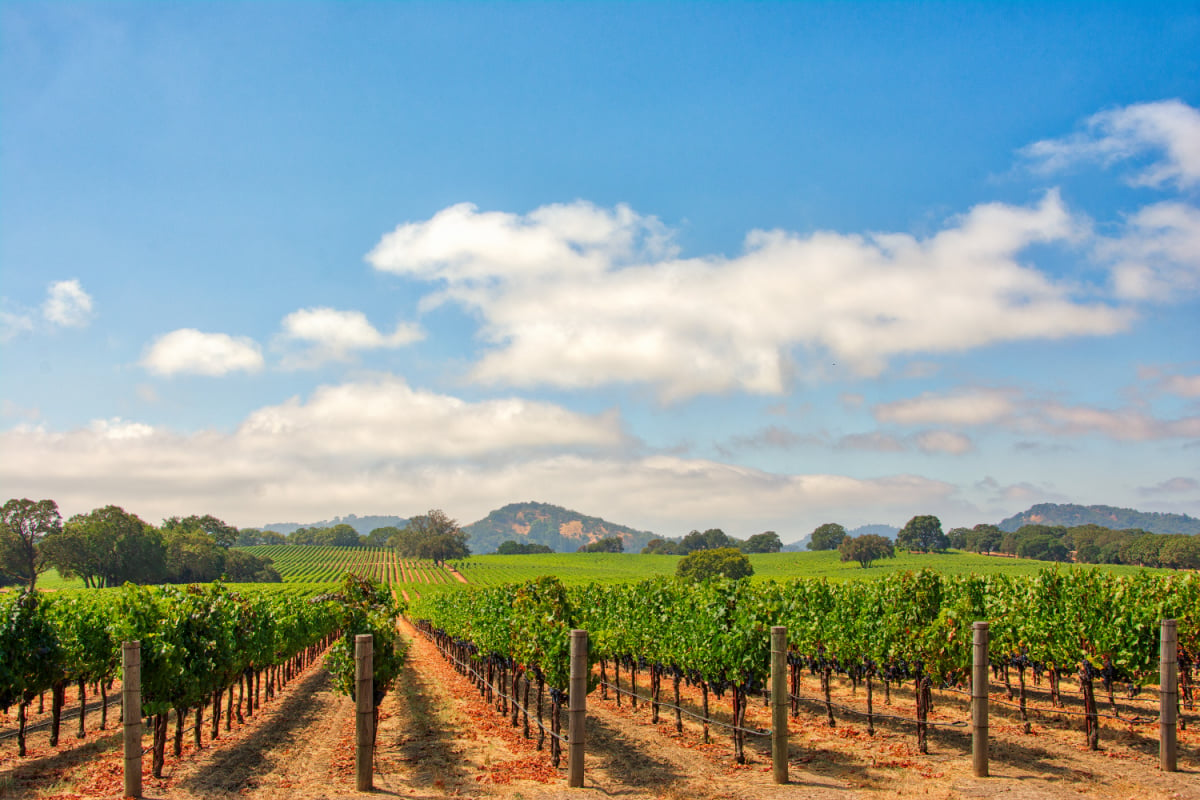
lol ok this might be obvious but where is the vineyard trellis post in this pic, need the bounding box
[568,629,587,788]
[771,625,788,785]
[355,633,374,792]
[972,621,988,778]
[1161,619,1177,773]
[122,640,142,800]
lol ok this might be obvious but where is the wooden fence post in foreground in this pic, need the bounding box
[122,641,143,799]
[356,634,374,791]
[771,626,789,784]
[972,621,989,778]
[1161,619,1178,772]
[568,629,587,788]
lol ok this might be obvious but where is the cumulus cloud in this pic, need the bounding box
[1022,99,1200,189]
[369,194,1128,400]
[141,329,264,377]
[0,381,956,535]
[237,375,624,460]
[43,279,94,327]
[874,387,1200,441]
[277,307,424,368]
[1098,202,1200,300]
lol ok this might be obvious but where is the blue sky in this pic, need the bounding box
[2,2,1198,541]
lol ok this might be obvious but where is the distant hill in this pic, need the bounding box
[463,501,658,554]
[998,503,1200,535]
[261,513,409,536]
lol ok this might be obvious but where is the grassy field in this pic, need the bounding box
[25,546,1173,594]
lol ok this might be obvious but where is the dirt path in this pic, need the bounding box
[8,630,1197,800]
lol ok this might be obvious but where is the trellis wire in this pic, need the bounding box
[597,679,771,737]
[421,628,569,745]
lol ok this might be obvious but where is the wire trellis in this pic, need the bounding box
[596,679,771,737]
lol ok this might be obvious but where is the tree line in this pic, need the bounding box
[640,528,783,555]
[805,515,1200,570]
[0,499,281,591]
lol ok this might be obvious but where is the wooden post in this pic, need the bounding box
[1161,619,1178,772]
[771,626,789,784]
[568,629,587,788]
[972,621,989,778]
[122,641,143,800]
[355,634,373,792]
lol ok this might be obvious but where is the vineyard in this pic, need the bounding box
[0,576,402,787]
[238,545,465,591]
[412,568,1198,765]
[3,558,1198,799]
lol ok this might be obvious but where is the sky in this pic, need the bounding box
[2,2,1198,543]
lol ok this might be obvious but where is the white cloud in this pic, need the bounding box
[237,375,623,460]
[369,194,1129,400]
[1022,99,1200,189]
[875,387,1200,442]
[277,307,424,368]
[1099,202,1200,300]
[368,201,678,283]
[141,329,264,377]
[0,381,956,536]
[42,279,94,327]
[875,390,1017,426]
[914,430,974,455]
[0,310,35,342]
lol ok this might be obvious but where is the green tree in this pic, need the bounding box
[0,499,62,590]
[1015,534,1070,562]
[807,523,847,551]
[327,523,362,547]
[580,536,624,553]
[741,531,782,553]
[641,538,681,555]
[223,549,282,582]
[390,509,470,564]
[837,533,896,568]
[363,526,400,548]
[162,514,238,548]
[44,506,165,587]
[896,515,948,552]
[675,547,754,582]
[496,540,554,554]
[163,530,225,583]
[679,528,737,554]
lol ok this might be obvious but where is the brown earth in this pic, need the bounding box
[4,627,1197,800]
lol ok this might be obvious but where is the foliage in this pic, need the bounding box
[896,515,949,552]
[43,506,166,588]
[676,547,754,582]
[808,522,847,551]
[741,531,782,553]
[496,540,555,554]
[389,509,471,565]
[161,514,239,548]
[579,536,624,553]
[322,574,406,707]
[462,501,656,554]
[0,498,62,590]
[837,533,896,568]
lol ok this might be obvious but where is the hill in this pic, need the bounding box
[261,513,409,536]
[998,503,1200,535]
[463,501,658,554]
